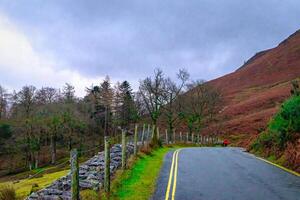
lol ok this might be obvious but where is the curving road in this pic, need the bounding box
[152,147,300,200]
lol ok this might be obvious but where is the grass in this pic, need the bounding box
[100,146,171,200]
[0,169,69,199]
[0,184,16,200]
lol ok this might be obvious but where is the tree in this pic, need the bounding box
[179,80,221,135]
[0,86,9,119]
[138,69,166,146]
[162,69,189,137]
[36,87,58,105]
[13,85,36,118]
[0,123,12,150]
[62,83,76,103]
[48,114,62,164]
[115,81,136,129]
[86,85,105,138]
[11,86,37,169]
[100,76,114,136]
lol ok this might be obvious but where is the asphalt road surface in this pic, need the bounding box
[152,147,300,200]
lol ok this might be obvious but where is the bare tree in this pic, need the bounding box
[163,69,189,136]
[36,87,58,105]
[138,69,166,146]
[13,85,36,118]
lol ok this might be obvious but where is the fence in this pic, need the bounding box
[26,123,220,199]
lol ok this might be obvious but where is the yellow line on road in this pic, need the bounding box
[165,150,178,200]
[255,156,300,177]
[172,149,180,200]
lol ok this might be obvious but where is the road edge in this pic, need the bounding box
[254,156,300,177]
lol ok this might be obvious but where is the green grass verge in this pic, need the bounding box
[101,147,171,200]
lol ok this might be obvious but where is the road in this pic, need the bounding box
[152,147,300,200]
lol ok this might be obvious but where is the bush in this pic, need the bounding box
[0,184,16,200]
[251,131,275,151]
[252,95,300,151]
[268,95,300,148]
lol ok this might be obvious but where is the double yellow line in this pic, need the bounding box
[165,149,181,200]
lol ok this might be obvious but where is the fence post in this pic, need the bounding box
[134,124,138,156]
[141,124,145,146]
[186,132,189,143]
[192,133,194,143]
[198,133,200,144]
[165,129,168,144]
[71,149,79,200]
[180,132,182,142]
[122,130,126,170]
[104,136,110,193]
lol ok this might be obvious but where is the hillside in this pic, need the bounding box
[206,29,300,146]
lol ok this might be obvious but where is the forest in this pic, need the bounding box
[0,68,221,176]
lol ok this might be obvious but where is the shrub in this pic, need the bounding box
[0,184,16,200]
[268,95,300,148]
[252,95,300,151]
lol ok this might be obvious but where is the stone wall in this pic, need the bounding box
[27,144,134,200]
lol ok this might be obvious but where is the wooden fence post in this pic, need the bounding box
[104,136,110,193]
[180,132,182,142]
[192,133,194,143]
[198,133,200,144]
[134,124,138,156]
[71,149,79,200]
[141,124,145,146]
[165,129,168,144]
[157,127,160,140]
[187,132,189,143]
[122,130,126,170]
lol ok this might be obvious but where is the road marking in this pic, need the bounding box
[165,149,181,200]
[255,156,300,177]
[165,150,178,200]
[172,149,180,200]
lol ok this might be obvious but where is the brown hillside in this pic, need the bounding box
[206,29,300,146]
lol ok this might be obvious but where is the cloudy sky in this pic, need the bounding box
[0,0,300,96]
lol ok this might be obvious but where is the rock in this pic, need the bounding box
[79,180,93,189]
[27,143,137,199]
[42,189,63,195]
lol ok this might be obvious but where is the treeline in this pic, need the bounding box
[0,68,221,174]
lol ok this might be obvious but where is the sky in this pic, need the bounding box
[0,0,300,97]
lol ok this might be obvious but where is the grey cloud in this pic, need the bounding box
[0,0,300,85]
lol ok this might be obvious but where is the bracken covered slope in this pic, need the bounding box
[206,29,300,146]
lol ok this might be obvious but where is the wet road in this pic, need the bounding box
[152,147,300,200]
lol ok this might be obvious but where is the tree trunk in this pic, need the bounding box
[50,135,56,165]
[150,120,160,148]
[69,135,72,151]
